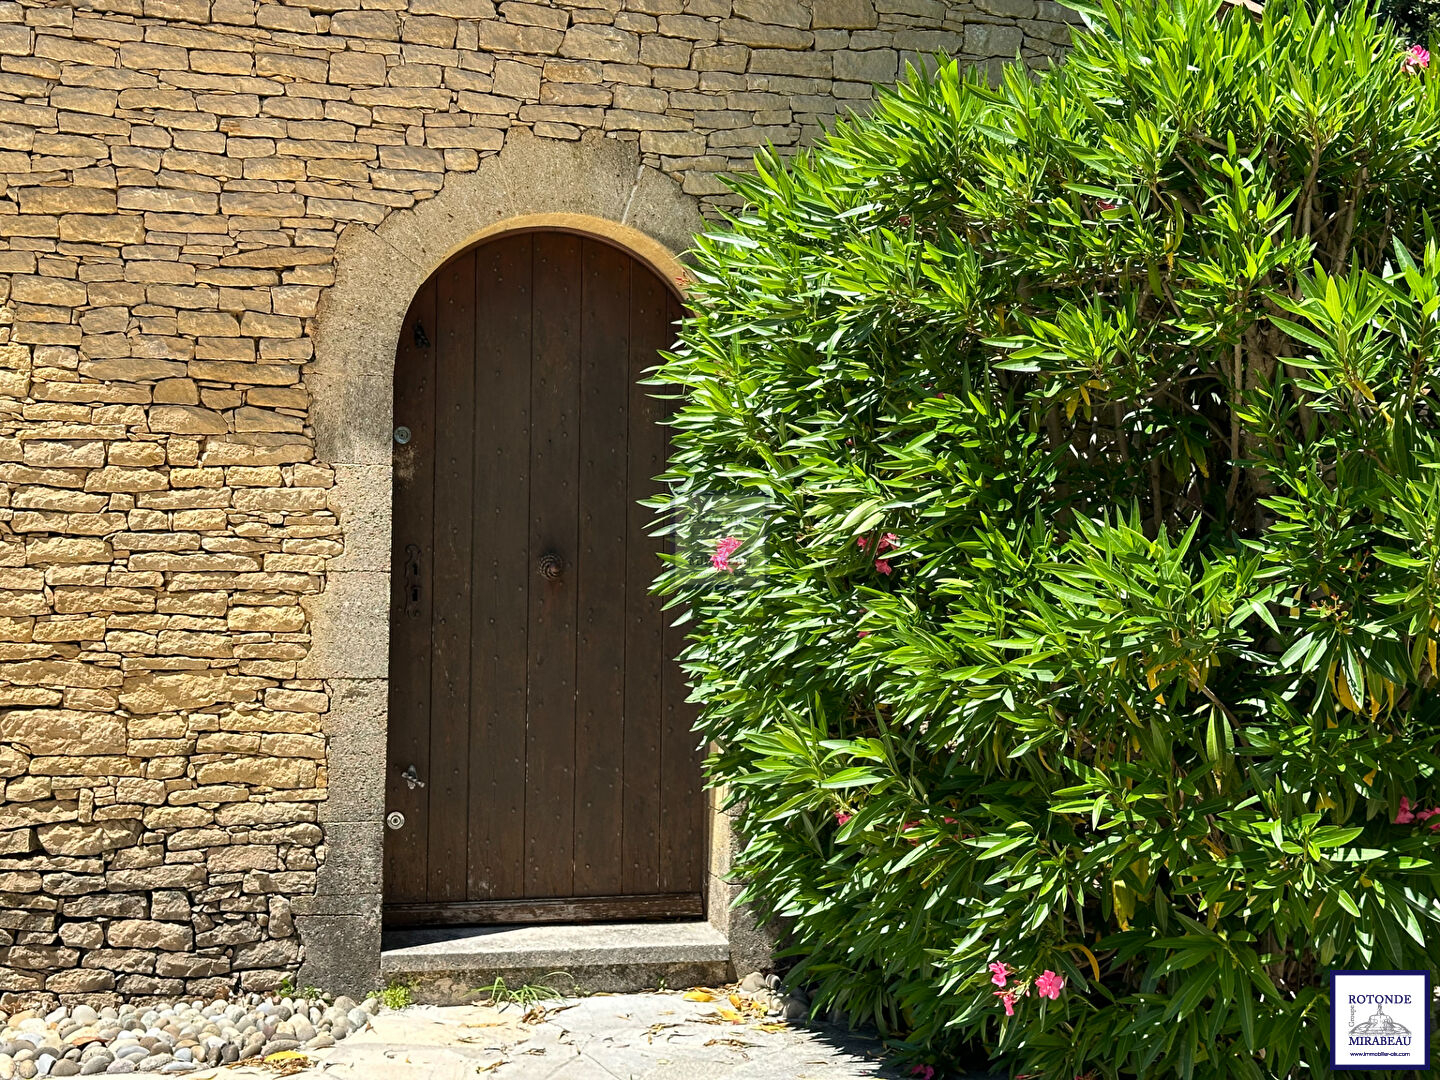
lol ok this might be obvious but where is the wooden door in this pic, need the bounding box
[383,231,703,928]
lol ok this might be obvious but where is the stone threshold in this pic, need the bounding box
[380,922,732,1004]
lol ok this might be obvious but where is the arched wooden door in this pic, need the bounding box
[383,230,703,927]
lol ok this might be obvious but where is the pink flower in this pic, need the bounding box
[907,1067,934,1080]
[1396,796,1417,824]
[988,961,1011,987]
[1416,807,1440,822]
[875,559,892,575]
[1403,44,1430,73]
[856,629,870,638]
[835,811,852,826]
[995,990,1016,1015]
[878,533,899,552]
[1035,970,1065,1000]
[711,536,742,572]
[1096,199,1117,212]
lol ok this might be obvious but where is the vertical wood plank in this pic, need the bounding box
[385,280,437,906]
[390,233,705,923]
[426,251,477,903]
[525,232,582,899]
[468,234,532,901]
[621,260,669,895]
[657,291,705,897]
[573,239,631,897]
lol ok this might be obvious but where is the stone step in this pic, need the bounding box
[380,921,732,1004]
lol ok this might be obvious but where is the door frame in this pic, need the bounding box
[296,130,771,997]
[381,227,704,928]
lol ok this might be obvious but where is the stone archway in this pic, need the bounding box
[294,130,770,995]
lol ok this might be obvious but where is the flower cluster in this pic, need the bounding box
[987,963,1066,1015]
[711,536,742,572]
[856,532,901,575]
[1394,796,1440,829]
[1402,44,1430,74]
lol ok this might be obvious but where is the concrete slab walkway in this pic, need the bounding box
[187,993,909,1080]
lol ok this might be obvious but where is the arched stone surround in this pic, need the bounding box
[295,130,762,994]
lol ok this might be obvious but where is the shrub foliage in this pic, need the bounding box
[654,1,1440,1075]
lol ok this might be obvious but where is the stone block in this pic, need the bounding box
[833,47,897,82]
[194,757,317,788]
[2,711,126,756]
[155,952,229,977]
[331,10,398,38]
[560,25,640,62]
[118,672,259,714]
[477,21,564,54]
[975,0,1038,16]
[149,404,230,435]
[964,22,1023,55]
[719,18,811,48]
[813,0,878,28]
[298,572,389,679]
[320,679,385,823]
[107,920,194,951]
[46,968,113,992]
[295,910,381,998]
[37,820,142,857]
[232,937,300,969]
[58,215,144,244]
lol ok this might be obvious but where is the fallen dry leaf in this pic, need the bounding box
[683,990,715,1002]
[252,1051,312,1076]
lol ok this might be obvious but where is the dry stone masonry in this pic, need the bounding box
[0,0,1072,1003]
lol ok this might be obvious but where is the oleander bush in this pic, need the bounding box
[653,0,1440,1075]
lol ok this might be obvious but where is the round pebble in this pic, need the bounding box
[0,994,361,1078]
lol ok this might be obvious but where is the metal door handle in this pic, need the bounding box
[401,764,425,790]
[538,551,564,580]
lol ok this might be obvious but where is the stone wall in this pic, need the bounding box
[0,0,1075,1003]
